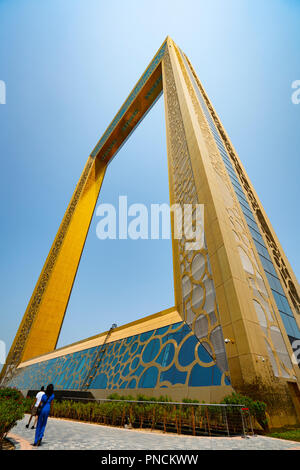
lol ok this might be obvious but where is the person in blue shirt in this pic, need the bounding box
[33,383,55,447]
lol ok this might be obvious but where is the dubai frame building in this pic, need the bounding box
[1,37,300,427]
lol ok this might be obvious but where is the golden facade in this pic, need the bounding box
[1,37,300,427]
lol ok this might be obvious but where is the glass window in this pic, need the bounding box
[156,343,175,368]
[178,335,198,367]
[236,195,251,211]
[249,226,265,244]
[244,214,260,232]
[140,330,155,343]
[131,365,144,377]
[131,356,139,371]
[142,338,160,363]
[289,317,300,339]
[279,313,294,337]
[266,274,285,295]
[222,156,232,167]
[125,335,134,345]
[171,322,182,330]
[280,295,294,317]
[90,372,108,389]
[130,342,138,354]
[160,363,187,385]
[236,191,250,206]
[231,183,247,199]
[164,329,186,346]
[128,379,136,389]
[254,239,269,258]
[156,325,170,336]
[241,205,256,222]
[212,365,223,386]
[272,290,285,311]
[122,363,130,377]
[229,177,243,191]
[121,351,130,364]
[197,344,214,363]
[113,372,120,384]
[188,363,213,386]
[259,256,278,277]
[224,160,234,171]
[228,173,240,186]
[138,366,159,388]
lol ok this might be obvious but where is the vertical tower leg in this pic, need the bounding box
[1,156,106,382]
[163,38,300,426]
[162,40,229,378]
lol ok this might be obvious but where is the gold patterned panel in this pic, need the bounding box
[184,55,300,317]
[173,44,295,379]
[0,156,98,384]
[162,46,229,375]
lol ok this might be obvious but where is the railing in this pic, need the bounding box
[55,396,254,438]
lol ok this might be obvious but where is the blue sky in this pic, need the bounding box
[0,0,299,353]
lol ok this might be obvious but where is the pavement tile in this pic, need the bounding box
[11,415,300,451]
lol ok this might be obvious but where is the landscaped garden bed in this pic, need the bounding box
[0,388,25,450]
[23,392,268,437]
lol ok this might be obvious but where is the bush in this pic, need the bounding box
[0,387,23,401]
[26,392,260,437]
[23,397,34,414]
[221,392,268,431]
[0,388,25,449]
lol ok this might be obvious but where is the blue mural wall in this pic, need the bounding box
[8,321,230,391]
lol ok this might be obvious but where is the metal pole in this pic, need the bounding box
[248,410,254,436]
[240,407,247,438]
[223,407,230,437]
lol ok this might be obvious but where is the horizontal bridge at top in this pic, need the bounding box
[90,40,167,163]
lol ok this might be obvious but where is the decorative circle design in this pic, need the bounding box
[130,342,138,354]
[197,344,214,364]
[191,253,206,281]
[142,338,160,363]
[157,343,175,368]
[8,320,227,392]
[178,335,198,367]
[131,357,139,371]
[138,366,159,388]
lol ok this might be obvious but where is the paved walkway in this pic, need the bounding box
[11,415,300,450]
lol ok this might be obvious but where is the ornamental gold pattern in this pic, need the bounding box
[184,55,300,317]
[172,44,295,379]
[162,47,229,376]
[1,156,95,383]
[2,37,299,426]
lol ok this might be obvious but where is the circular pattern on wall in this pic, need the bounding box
[8,321,227,392]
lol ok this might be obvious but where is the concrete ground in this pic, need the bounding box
[9,414,300,450]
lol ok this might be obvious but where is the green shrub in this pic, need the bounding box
[221,392,268,430]
[182,398,199,404]
[23,397,34,413]
[0,387,23,401]
[107,393,135,401]
[0,388,25,449]
[35,392,264,436]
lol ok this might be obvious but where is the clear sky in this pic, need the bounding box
[0,0,299,354]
